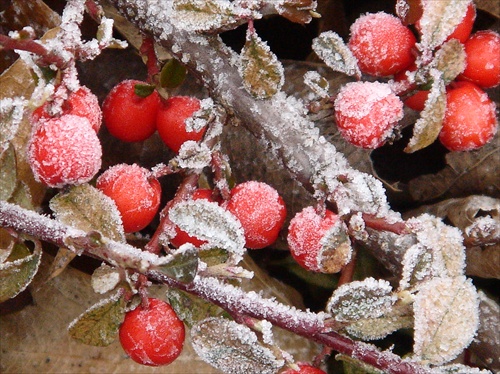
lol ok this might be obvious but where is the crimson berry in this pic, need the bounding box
[156,96,205,153]
[119,298,185,366]
[439,82,498,151]
[458,30,500,88]
[28,114,102,188]
[96,164,161,233]
[334,81,404,148]
[404,90,429,112]
[170,189,216,248]
[281,363,327,374]
[226,181,286,249]
[32,86,102,133]
[348,12,416,77]
[102,80,160,142]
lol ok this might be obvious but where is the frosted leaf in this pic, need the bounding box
[155,244,198,283]
[327,278,396,322]
[413,276,479,365]
[169,200,246,264]
[0,241,42,303]
[303,71,330,99]
[312,31,361,77]
[0,144,17,202]
[50,184,125,243]
[68,290,125,347]
[91,263,121,294]
[191,317,284,374]
[430,363,492,374]
[176,141,212,170]
[318,220,352,273]
[418,0,471,50]
[346,314,413,341]
[405,69,446,153]
[239,28,284,99]
[0,97,25,154]
[432,39,466,84]
[399,243,435,290]
[171,0,255,33]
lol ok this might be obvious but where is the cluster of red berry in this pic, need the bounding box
[335,5,499,151]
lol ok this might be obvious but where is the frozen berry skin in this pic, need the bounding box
[28,114,102,188]
[32,86,102,133]
[439,82,498,152]
[156,96,205,153]
[102,80,160,142]
[334,81,404,148]
[170,189,215,248]
[96,164,161,233]
[226,181,287,249]
[281,363,327,374]
[458,30,500,88]
[287,207,339,272]
[348,12,416,76]
[119,298,185,366]
[404,90,429,112]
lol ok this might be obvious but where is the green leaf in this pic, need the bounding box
[156,245,198,283]
[199,247,230,267]
[68,291,125,347]
[405,72,446,153]
[133,83,156,98]
[0,142,17,201]
[0,241,42,303]
[50,184,125,243]
[166,288,228,328]
[0,97,24,154]
[191,317,284,374]
[419,0,471,50]
[240,28,284,99]
[433,39,466,84]
[413,276,479,365]
[337,354,385,374]
[160,58,187,88]
[8,181,34,210]
[312,31,361,77]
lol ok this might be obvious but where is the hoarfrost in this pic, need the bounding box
[91,263,121,294]
[175,141,212,170]
[312,31,361,77]
[0,97,26,154]
[303,71,330,99]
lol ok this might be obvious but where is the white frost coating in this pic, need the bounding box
[91,263,121,294]
[429,364,492,374]
[169,200,246,264]
[303,71,330,99]
[185,97,214,132]
[259,320,275,346]
[312,31,360,77]
[0,97,26,153]
[176,141,212,169]
[326,277,396,322]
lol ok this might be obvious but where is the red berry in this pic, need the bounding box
[32,86,102,133]
[119,298,185,366]
[281,363,327,374]
[226,181,286,249]
[96,164,161,233]
[404,90,429,112]
[102,80,160,142]
[28,114,102,188]
[439,82,498,151]
[334,81,404,148]
[156,96,205,153]
[170,189,215,248]
[287,207,339,272]
[348,12,416,76]
[458,30,500,88]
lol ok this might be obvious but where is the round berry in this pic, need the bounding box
[156,96,205,153]
[28,114,102,188]
[119,298,185,366]
[170,189,215,248]
[404,90,429,112]
[334,81,404,148]
[96,164,161,233]
[102,80,160,142]
[288,206,352,273]
[348,12,416,76]
[226,181,286,249]
[32,86,102,132]
[281,363,327,374]
[458,30,500,88]
[439,82,498,151]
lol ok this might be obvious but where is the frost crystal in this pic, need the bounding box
[176,141,212,170]
[312,31,361,77]
[303,71,330,99]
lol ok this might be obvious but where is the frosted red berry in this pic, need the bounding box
[170,189,215,248]
[458,30,500,89]
[226,181,286,249]
[334,81,404,148]
[287,207,339,272]
[28,114,102,188]
[348,12,416,76]
[281,363,327,374]
[119,298,185,366]
[102,80,160,142]
[32,85,102,133]
[96,164,161,233]
[404,90,429,112]
[156,96,205,153]
[439,82,498,151]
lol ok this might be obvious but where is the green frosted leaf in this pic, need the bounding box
[160,58,187,88]
[156,245,198,283]
[0,143,17,202]
[433,39,466,84]
[312,31,361,77]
